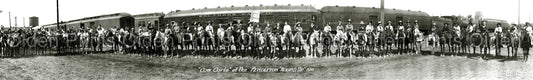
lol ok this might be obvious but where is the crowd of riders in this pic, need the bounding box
[0,19,531,61]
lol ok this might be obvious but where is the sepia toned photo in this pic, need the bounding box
[1,0,532,79]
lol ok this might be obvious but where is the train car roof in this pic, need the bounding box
[484,18,508,23]
[68,13,131,23]
[320,6,430,16]
[42,13,131,26]
[165,5,319,18]
[133,12,165,19]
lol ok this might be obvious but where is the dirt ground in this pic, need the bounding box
[1,51,532,79]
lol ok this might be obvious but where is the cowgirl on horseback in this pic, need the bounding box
[397,20,406,54]
[385,21,394,55]
[309,23,320,58]
[334,21,347,57]
[510,24,520,58]
[413,20,423,54]
[322,22,332,57]
[375,21,384,56]
[345,19,356,57]
[427,23,438,54]
[494,23,503,57]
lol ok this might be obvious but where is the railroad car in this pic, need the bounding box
[319,6,432,33]
[164,4,319,32]
[132,12,165,31]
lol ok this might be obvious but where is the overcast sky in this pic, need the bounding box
[1,0,532,27]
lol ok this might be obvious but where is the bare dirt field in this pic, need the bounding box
[1,51,532,79]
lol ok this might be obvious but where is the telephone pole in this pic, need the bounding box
[23,17,25,27]
[15,17,17,27]
[518,0,520,27]
[9,12,11,28]
[380,0,384,26]
[57,0,59,30]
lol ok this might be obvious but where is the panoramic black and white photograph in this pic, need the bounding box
[1,0,533,79]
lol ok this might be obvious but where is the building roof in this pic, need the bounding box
[320,6,429,16]
[165,5,319,18]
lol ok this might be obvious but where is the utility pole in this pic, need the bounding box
[57,0,59,30]
[518,0,520,27]
[9,12,11,28]
[23,17,25,27]
[15,17,17,27]
[380,0,384,26]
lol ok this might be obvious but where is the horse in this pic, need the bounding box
[154,30,170,57]
[321,31,333,58]
[470,32,483,55]
[396,30,407,54]
[308,30,321,58]
[78,30,90,54]
[0,31,5,57]
[511,29,521,58]
[494,31,504,57]
[122,31,136,55]
[203,30,215,55]
[215,27,225,57]
[262,31,274,59]
[460,28,470,55]
[427,32,438,55]
[413,28,423,54]
[67,30,80,53]
[232,29,243,58]
[257,31,267,58]
[356,32,368,57]
[223,27,235,57]
[250,31,262,59]
[521,31,531,61]
[270,32,280,59]
[281,32,293,58]
[292,31,306,58]
[346,30,358,57]
[194,30,205,56]
[373,26,383,56]
[383,29,395,56]
[334,30,347,57]
[405,27,415,54]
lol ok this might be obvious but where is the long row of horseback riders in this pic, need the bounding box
[0,19,531,60]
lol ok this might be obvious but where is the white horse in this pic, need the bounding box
[334,30,347,57]
[155,30,169,57]
[79,31,90,54]
[309,30,321,58]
